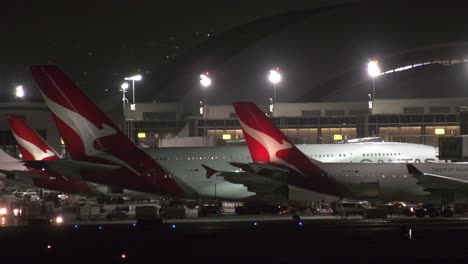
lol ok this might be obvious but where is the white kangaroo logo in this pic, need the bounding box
[41,91,141,176]
[239,119,302,174]
[12,131,57,160]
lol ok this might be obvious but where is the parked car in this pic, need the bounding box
[332,201,369,216]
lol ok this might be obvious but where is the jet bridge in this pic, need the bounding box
[438,135,468,161]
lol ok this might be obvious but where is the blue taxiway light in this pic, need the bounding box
[171,224,176,229]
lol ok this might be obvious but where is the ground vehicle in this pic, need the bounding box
[384,201,418,216]
[332,201,369,216]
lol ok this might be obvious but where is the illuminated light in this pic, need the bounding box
[121,82,129,90]
[121,253,127,259]
[0,207,7,215]
[98,226,102,230]
[253,222,258,226]
[124,75,142,81]
[55,216,63,224]
[268,69,281,84]
[298,221,303,226]
[13,208,20,216]
[200,74,212,87]
[333,134,343,141]
[171,224,176,229]
[222,134,232,140]
[16,85,24,98]
[409,228,413,239]
[368,60,381,77]
[60,138,65,145]
[47,244,52,249]
[1,217,5,225]
[74,224,79,229]
[137,132,146,139]
[435,128,445,135]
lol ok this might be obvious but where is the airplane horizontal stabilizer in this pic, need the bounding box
[24,160,120,179]
[201,164,218,179]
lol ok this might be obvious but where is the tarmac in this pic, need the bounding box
[2,213,468,263]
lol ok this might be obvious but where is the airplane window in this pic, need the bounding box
[344,154,346,157]
[339,154,342,157]
[362,154,365,156]
[331,155,334,157]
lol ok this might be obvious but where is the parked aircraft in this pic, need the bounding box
[4,114,157,200]
[233,102,468,213]
[29,65,442,203]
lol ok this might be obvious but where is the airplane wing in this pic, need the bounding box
[202,163,289,202]
[407,164,468,190]
[23,160,121,179]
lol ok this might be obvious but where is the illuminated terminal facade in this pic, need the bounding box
[124,97,468,148]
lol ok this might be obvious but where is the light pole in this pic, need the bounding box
[200,72,211,106]
[367,60,381,100]
[120,82,129,135]
[124,74,142,106]
[268,68,281,113]
[200,72,211,138]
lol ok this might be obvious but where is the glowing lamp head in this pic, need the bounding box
[368,60,381,77]
[16,85,24,98]
[124,75,142,81]
[121,82,129,91]
[268,70,281,84]
[200,74,211,87]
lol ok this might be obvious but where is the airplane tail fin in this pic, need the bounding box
[29,65,189,198]
[29,65,135,161]
[6,114,60,161]
[233,102,321,174]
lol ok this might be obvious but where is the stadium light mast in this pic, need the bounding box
[368,60,381,100]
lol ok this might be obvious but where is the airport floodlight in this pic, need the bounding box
[268,68,281,106]
[121,82,129,91]
[368,60,381,101]
[123,75,142,104]
[200,73,212,88]
[268,69,281,84]
[15,85,24,98]
[124,75,142,81]
[367,60,381,77]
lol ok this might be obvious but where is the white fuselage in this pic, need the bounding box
[145,142,439,201]
[321,162,468,203]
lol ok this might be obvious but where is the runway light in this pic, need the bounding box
[1,217,5,225]
[253,222,258,226]
[133,223,137,227]
[298,221,303,226]
[171,224,176,229]
[98,226,102,230]
[121,253,127,259]
[74,224,79,229]
[47,244,52,249]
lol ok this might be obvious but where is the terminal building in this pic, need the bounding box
[124,97,467,149]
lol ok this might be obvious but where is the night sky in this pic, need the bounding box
[2,0,468,120]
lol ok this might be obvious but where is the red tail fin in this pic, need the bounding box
[233,102,320,174]
[29,65,134,160]
[29,65,187,198]
[6,114,59,161]
[233,102,341,196]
